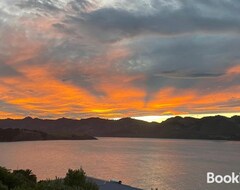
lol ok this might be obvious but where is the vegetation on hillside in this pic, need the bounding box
[0,166,98,190]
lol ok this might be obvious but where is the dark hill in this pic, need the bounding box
[0,128,97,142]
[0,115,240,140]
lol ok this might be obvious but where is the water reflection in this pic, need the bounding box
[0,138,240,190]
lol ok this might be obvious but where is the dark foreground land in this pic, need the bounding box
[0,167,141,190]
[0,166,98,190]
[0,128,97,142]
[0,115,240,140]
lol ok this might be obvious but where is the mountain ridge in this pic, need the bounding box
[0,115,240,140]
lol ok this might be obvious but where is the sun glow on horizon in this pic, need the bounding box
[1,112,238,123]
[134,112,240,123]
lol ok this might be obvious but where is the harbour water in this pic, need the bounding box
[0,138,240,190]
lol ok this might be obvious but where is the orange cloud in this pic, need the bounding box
[227,65,240,75]
[1,57,240,119]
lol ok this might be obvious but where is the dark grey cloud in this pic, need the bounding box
[42,39,97,62]
[38,0,240,101]
[217,98,240,108]
[0,100,26,115]
[67,0,96,12]
[52,23,82,37]
[17,0,60,12]
[16,0,95,16]
[60,69,107,98]
[174,98,240,115]
[119,34,240,93]
[0,61,21,78]
[62,0,240,42]
[154,71,225,79]
[52,0,240,99]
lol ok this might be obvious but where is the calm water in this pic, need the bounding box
[0,138,240,190]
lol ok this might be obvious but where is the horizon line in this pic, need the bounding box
[0,113,239,123]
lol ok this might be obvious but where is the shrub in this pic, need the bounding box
[0,166,21,189]
[0,167,11,185]
[13,169,37,184]
[64,168,99,190]
[64,168,86,187]
[0,167,37,189]
[0,167,98,190]
[0,180,8,190]
[84,180,99,190]
[37,178,67,190]
[12,185,35,190]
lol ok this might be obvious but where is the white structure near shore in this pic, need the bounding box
[88,177,143,190]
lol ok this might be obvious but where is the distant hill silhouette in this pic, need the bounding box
[0,128,97,142]
[0,115,240,140]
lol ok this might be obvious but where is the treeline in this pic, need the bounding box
[0,167,98,190]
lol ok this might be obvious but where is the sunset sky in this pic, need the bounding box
[0,0,240,121]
